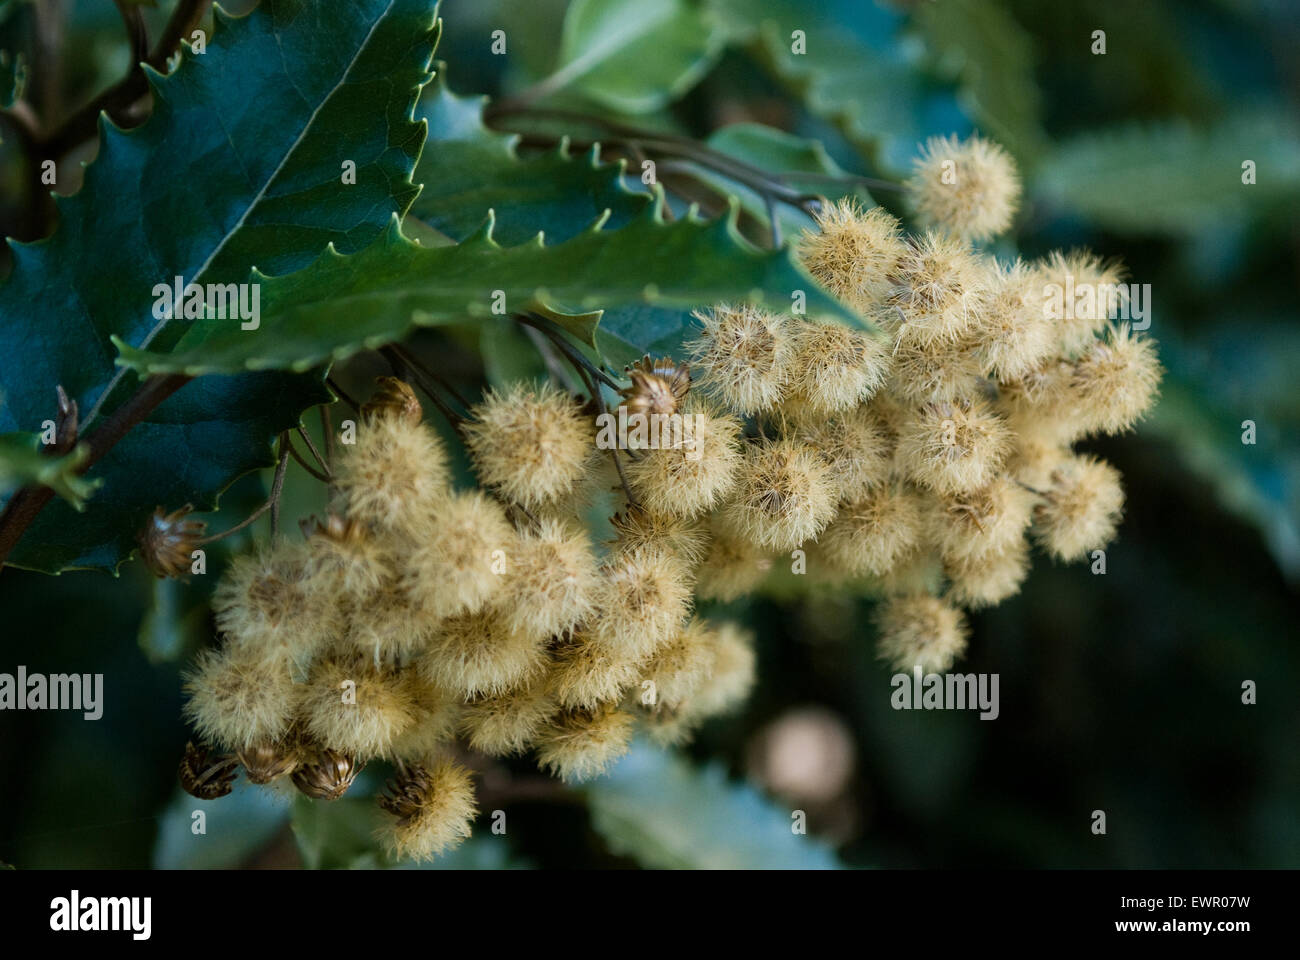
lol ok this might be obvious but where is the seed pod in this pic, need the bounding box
[619,355,690,417]
[361,376,422,425]
[178,740,239,800]
[291,747,364,800]
[237,731,304,785]
[139,504,206,580]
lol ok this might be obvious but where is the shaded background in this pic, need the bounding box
[0,0,1297,868]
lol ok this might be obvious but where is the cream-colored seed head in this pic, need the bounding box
[378,760,477,863]
[1067,324,1162,436]
[906,134,1021,241]
[624,403,743,518]
[688,304,793,415]
[896,399,1012,496]
[884,231,991,348]
[460,672,558,756]
[946,537,1031,609]
[798,199,907,311]
[787,320,892,413]
[608,508,709,567]
[299,656,417,760]
[501,519,598,641]
[183,645,298,752]
[641,617,718,712]
[405,490,512,620]
[794,404,893,500]
[820,484,925,577]
[463,381,594,509]
[388,672,462,762]
[928,475,1036,565]
[1033,250,1128,358]
[719,439,837,551]
[1034,454,1125,561]
[535,704,635,783]
[548,633,643,710]
[589,544,694,661]
[420,608,548,698]
[874,593,969,673]
[335,414,449,533]
[975,259,1057,383]
[694,528,773,602]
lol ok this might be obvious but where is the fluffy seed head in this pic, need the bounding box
[689,304,793,415]
[793,404,892,500]
[820,484,925,577]
[884,231,991,347]
[549,632,642,710]
[589,544,694,661]
[460,672,558,756]
[874,594,969,672]
[690,621,757,719]
[885,332,986,405]
[405,491,512,619]
[1067,324,1162,436]
[1034,454,1125,561]
[1033,250,1128,357]
[378,760,477,862]
[719,439,837,551]
[536,704,635,783]
[946,537,1031,609]
[929,475,1036,565]
[420,608,549,698]
[300,656,417,760]
[798,199,908,311]
[303,515,393,607]
[388,671,462,763]
[641,617,717,712]
[335,413,449,534]
[906,134,1021,241]
[608,508,708,566]
[694,528,772,602]
[623,403,743,518]
[183,646,298,751]
[501,519,599,640]
[463,381,594,509]
[787,320,892,413]
[975,258,1056,382]
[213,542,325,663]
[897,400,1013,495]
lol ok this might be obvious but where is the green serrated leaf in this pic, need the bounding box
[410,72,651,245]
[117,200,858,375]
[0,0,443,573]
[0,433,100,509]
[549,0,725,114]
[585,740,843,869]
[1035,112,1300,235]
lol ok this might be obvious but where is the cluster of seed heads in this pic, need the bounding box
[158,132,1160,863]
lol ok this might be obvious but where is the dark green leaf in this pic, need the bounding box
[117,200,858,375]
[410,72,651,245]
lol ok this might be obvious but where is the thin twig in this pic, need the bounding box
[295,425,330,477]
[326,376,360,412]
[389,343,473,412]
[269,434,290,541]
[286,436,331,483]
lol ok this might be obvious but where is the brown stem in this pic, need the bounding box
[38,0,212,159]
[0,373,191,569]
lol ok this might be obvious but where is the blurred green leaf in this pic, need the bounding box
[1035,111,1300,235]
[0,48,25,106]
[585,740,843,868]
[410,72,651,245]
[549,0,725,114]
[154,788,290,870]
[0,433,99,509]
[912,0,1046,163]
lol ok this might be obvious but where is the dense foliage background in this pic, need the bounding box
[0,0,1296,869]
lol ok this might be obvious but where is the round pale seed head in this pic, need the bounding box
[1034,454,1125,562]
[906,134,1021,241]
[535,704,635,784]
[874,593,969,673]
[798,199,907,311]
[688,303,793,415]
[719,438,838,551]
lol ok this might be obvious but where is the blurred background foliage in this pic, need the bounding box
[0,0,1297,869]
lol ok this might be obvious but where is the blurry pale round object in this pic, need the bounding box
[749,707,856,804]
